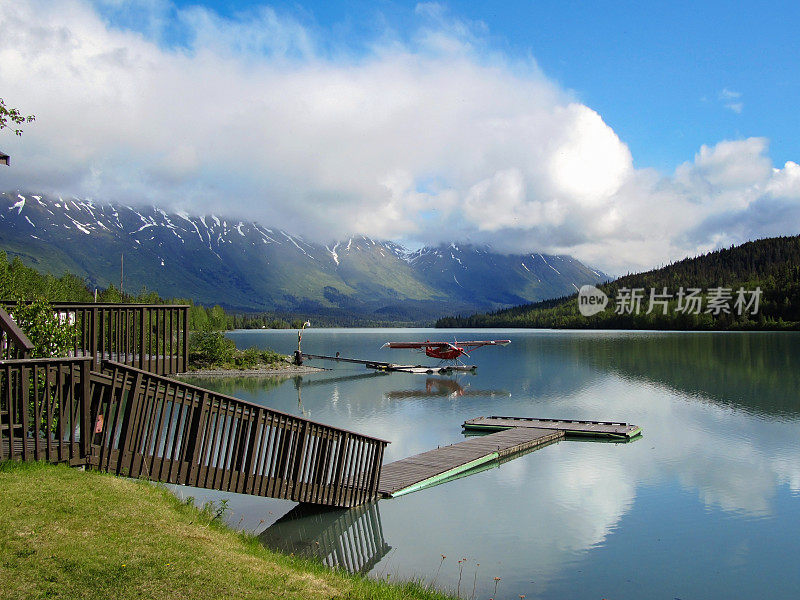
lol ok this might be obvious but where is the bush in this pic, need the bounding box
[188,332,286,370]
[10,297,77,358]
[188,331,236,367]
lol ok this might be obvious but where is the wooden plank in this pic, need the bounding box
[463,415,642,439]
[378,427,562,496]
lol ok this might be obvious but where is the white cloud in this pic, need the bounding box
[719,87,743,113]
[0,1,798,275]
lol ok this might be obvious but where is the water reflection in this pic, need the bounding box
[293,372,391,388]
[547,331,800,418]
[385,377,511,400]
[259,502,391,574]
[196,330,800,599]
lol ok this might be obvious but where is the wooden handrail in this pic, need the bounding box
[0,306,34,357]
[104,360,392,444]
[1,300,191,309]
[1,301,189,375]
[1,355,386,506]
[89,360,387,506]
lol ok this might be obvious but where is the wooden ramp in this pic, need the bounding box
[378,427,562,497]
[463,415,642,439]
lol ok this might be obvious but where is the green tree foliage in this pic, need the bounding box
[188,331,236,367]
[0,253,93,301]
[9,297,77,358]
[0,252,238,329]
[0,97,35,136]
[438,235,800,330]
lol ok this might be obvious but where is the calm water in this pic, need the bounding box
[179,329,800,599]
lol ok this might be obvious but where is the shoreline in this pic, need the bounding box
[180,363,326,377]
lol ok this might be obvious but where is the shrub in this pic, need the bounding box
[188,332,286,370]
[10,297,77,358]
[188,331,236,367]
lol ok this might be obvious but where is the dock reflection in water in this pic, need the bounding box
[259,502,391,574]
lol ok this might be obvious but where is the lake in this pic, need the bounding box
[179,328,800,599]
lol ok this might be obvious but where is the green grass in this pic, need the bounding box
[0,461,457,600]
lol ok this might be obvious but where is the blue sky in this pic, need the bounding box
[2,1,800,273]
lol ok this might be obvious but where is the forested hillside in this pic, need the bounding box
[0,252,233,331]
[437,235,800,330]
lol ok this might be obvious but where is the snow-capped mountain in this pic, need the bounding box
[0,191,606,320]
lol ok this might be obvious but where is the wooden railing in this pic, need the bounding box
[0,304,386,507]
[1,302,189,375]
[1,358,387,507]
[0,307,34,360]
[0,357,92,465]
[87,362,387,507]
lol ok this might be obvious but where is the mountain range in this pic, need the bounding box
[0,191,606,322]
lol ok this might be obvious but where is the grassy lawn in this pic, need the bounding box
[0,461,455,600]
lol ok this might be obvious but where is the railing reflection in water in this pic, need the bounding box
[260,501,391,574]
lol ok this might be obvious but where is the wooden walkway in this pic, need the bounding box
[463,416,642,439]
[300,353,476,373]
[378,427,563,497]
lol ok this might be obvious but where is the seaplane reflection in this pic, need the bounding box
[259,502,391,574]
[385,377,511,400]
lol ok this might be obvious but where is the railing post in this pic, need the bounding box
[241,409,263,494]
[289,421,309,500]
[182,307,189,373]
[20,366,30,461]
[90,307,99,369]
[117,370,144,476]
[137,308,144,371]
[81,358,92,462]
[368,442,386,501]
[184,392,208,485]
[0,306,34,359]
[331,435,350,506]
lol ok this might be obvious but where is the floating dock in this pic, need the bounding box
[299,352,475,373]
[378,427,562,497]
[463,415,642,439]
[377,415,643,498]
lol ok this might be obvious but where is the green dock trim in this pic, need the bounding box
[388,452,500,497]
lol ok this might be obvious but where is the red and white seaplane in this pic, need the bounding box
[381,339,511,369]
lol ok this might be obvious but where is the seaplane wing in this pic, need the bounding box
[381,340,510,350]
[458,340,511,349]
[381,341,455,349]
[382,339,509,364]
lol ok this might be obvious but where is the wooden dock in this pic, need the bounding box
[378,427,563,497]
[463,416,642,439]
[299,353,476,374]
